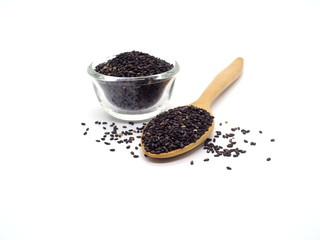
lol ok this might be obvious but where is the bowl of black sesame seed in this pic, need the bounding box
[87,51,179,121]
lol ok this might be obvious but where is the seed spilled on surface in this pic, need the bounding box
[81,120,145,159]
[200,121,276,169]
[81,117,276,169]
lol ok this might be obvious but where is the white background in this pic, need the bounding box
[1,0,320,239]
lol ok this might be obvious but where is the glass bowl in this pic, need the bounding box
[87,56,179,121]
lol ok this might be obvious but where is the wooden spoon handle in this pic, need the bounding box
[192,57,244,111]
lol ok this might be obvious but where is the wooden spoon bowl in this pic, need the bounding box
[141,57,244,159]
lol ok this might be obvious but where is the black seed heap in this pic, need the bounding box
[94,51,175,110]
[95,51,173,77]
[141,105,214,154]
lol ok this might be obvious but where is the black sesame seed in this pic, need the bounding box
[110,149,115,152]
[267,157,271,161]
[203,158,210,162]
[226,166,232,170]
[241,129,250,134]
[190,160,194,165]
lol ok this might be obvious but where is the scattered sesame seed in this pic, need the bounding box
[81,120,275,170]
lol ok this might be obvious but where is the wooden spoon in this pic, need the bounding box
[141,57,244,159]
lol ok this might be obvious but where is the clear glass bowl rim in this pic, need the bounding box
[87,55,180,82]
